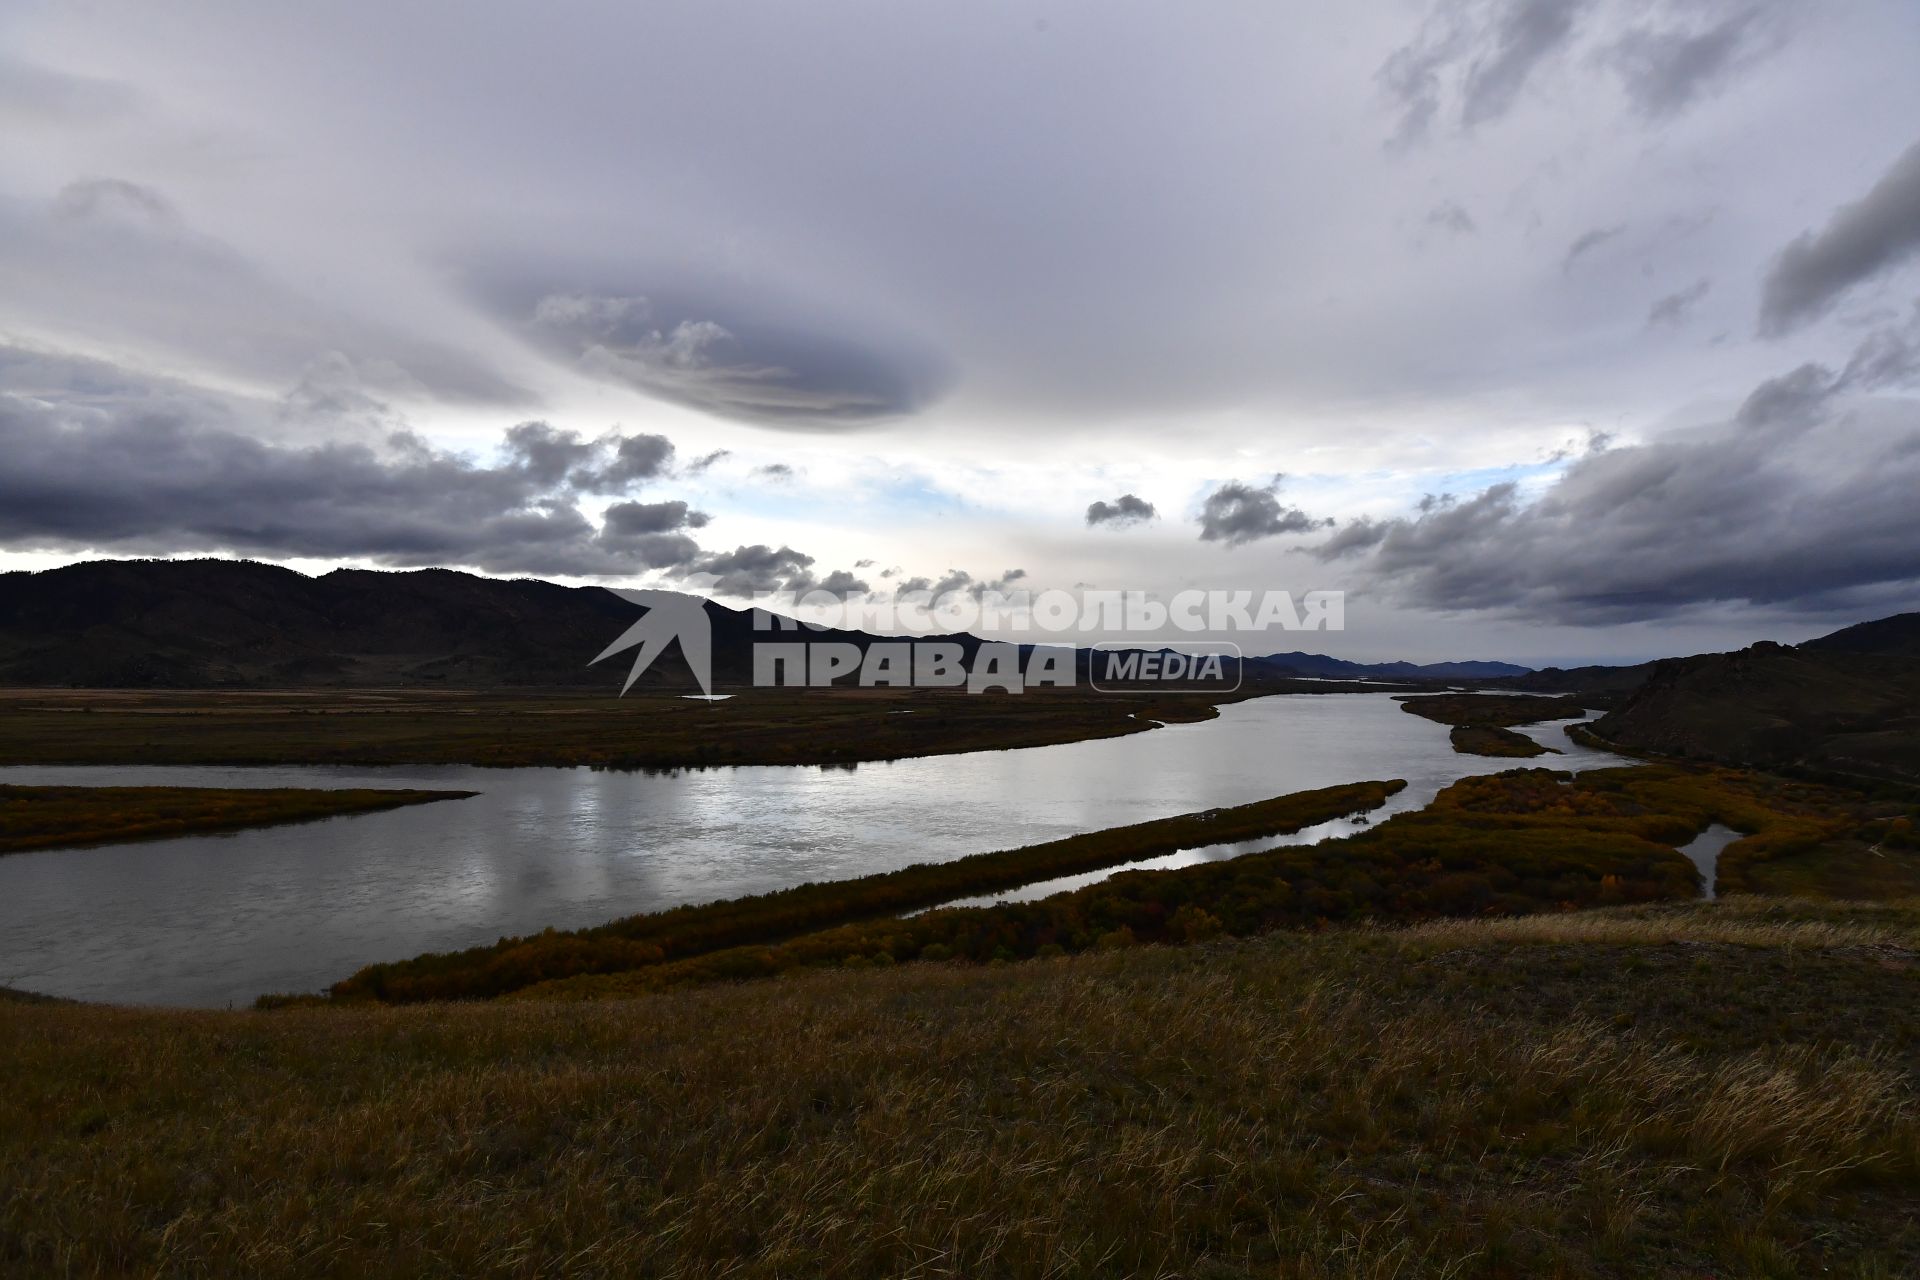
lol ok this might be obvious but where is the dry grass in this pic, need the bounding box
[6,899,1917,1278]
[1399,895,1920,951]
[0,784,473,855]
[0,685,1270,769]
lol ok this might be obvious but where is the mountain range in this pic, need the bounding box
[0,559,1534,690]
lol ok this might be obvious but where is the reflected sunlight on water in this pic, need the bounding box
[0,693,1625,1006]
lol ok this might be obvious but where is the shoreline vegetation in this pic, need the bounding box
[309,780,1406,1004]
[300,759,1918,1008]
[9,898,1918,1276]
[0,784,475,856]
[1398,691,1593,758]
[1448,723,1553,757]
[0,684,1342,770]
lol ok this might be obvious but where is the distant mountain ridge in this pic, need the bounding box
[0,559,886,690]
[0,559,1533,690]
[1249,652,1532,680]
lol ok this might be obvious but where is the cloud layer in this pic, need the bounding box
[1760,138,1920,336]
[0,347,864,591]
[1086,493,1158,528]
[3,4,1918,657]
[1313,319,1920,621]
[1198,480,1331,548]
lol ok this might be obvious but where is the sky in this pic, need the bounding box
[2,0,1918,666]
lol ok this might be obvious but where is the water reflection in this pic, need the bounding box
[1677,824,1744,900]
[927,713,1629,910]
[0,693,1626,1007]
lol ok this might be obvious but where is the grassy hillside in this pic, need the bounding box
[1592,641,1920,785]
[6,899,1917,1278]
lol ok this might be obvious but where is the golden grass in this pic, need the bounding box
[1399,895,1920,951]
[6,900,1918,1277]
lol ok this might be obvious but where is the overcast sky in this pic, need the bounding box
[3,1,1918,664]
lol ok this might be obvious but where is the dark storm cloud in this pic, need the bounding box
[1647,278,1711,327]
[578,432,678,493]
[0,347,865,584]
[501,422,677,493]
[502,421,596,487]
[602,500,709,536]
[1197,479,1331,547]
[1086,494,1158,528]
[503,283,949,429]
[1759,138,1920,336]
[1606,4,1781,119]
[688,544,868,598]
[1311,319,1920,620]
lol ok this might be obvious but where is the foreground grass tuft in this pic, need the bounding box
[7,899,1918,1278]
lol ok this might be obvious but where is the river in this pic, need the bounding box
[0,692,1631,1006]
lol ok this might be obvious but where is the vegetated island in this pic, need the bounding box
[1398,691,1594,757]
[0,784,475,855]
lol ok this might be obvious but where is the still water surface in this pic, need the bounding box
[0,692,1630,1007]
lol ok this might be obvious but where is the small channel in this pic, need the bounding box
[1677,823,1744,900]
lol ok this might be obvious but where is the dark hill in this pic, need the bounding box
[0,559,932,691]
[1483,662,1658,696]
[1250,651,1530,680]
[0,559,1537,693]
[1591,613,1920,784]
[1799,611,1920,657]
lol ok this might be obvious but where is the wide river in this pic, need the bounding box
[0,692,1629,1007]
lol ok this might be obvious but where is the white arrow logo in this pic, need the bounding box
[591,588,714,697]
